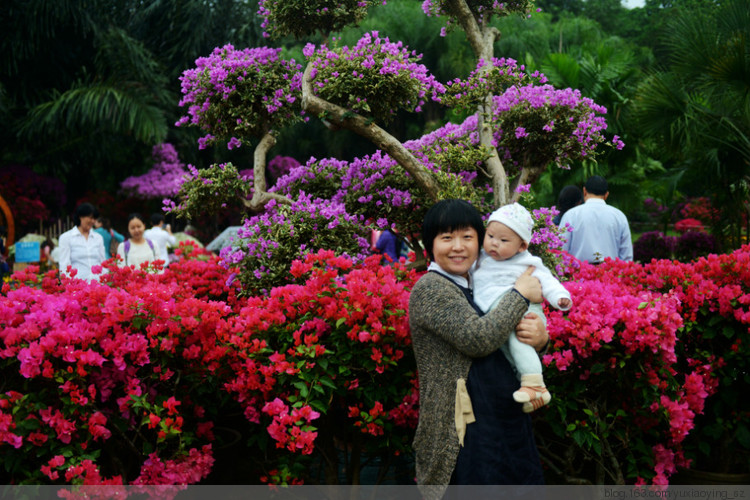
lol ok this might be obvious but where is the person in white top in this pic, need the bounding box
[143,213,176,267]
[117,213,159,272]
[57,203,106,282]
[472,203,573,413]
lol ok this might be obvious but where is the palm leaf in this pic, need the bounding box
[18,82,168,144]
[631,72,690,149]
[540,53,580,89]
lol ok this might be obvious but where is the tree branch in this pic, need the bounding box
[446,0,508,206]
[243,132,293,212]
[301,63,441,201]
[510,165,546,202]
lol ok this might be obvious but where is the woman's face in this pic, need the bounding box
[432,227,479,278]
[78,215,96,233]
[128,218,146,241]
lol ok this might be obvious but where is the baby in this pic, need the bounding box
[472,203,572,412]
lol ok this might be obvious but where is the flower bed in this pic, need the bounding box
[541,245,750,483]
[1,243,748,485]
[0,244,419,485]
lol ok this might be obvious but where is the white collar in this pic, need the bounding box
[428,261,471,288]
[585,198,607,205]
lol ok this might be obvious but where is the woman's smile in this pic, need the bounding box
[432,227,479,278]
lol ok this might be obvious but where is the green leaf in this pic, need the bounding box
[293,381,309,398]
[592,440,602,455]
[736,423,750,449]
[319,376,337,390]
[721,325,735,339]
[309,399,328,413]
[572,430,586,447]
[698,440,711,456]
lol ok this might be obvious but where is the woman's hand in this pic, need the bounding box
[513,266,542,304]
[516,312,549,352]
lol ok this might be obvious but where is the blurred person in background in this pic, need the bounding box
[144,213,176,267]
[94,216,125,260]
[57,203,106,281]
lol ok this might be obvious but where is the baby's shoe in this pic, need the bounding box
[513,374,552,413]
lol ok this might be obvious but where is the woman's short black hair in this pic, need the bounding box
[557,185,584,215]
[422,199,485,261]
[73,203,99,227]
[127,213,147,226]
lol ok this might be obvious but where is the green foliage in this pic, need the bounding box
[168,163,251,222]
[260,0,377,39]
[425,0,535,31]
[19,83,168,145]
[580,0,624,35]
[231,203,371,295]
[629,0,750,249]
[309,34,439,125]
[421,141,493,179]
[0,0,264,206]
[121,0,264,82]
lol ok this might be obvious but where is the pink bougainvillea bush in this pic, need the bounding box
[119,143,189,199]
[2,242,748,485]
[0,244,419,485]
[217,249,420,483]
[541,244,750,483]
[0,245,239,485]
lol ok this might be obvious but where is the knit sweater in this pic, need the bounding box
[408,271,529,489]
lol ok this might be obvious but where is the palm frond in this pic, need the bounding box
[1,0,96,75]
[631,72,690,146]
[540,53,580,89]
[18,83,168,144]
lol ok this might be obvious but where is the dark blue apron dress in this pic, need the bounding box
[436,273,544,485]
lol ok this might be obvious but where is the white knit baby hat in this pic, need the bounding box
[487,203,534,243]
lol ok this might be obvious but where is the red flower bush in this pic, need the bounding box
[216,249,420,483]
[0,244,235,485]
[674,218,704,233]
[0,245,419,485]
[2,242,748,485]
[545,246,750,482]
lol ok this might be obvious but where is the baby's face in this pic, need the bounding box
[483,221,526,261]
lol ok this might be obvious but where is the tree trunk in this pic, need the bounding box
[447,0,508,207]
[243,132,293,211]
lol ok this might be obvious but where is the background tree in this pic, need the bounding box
[0,0,263,211]
[169,0,619,287]
[629,0,750,248]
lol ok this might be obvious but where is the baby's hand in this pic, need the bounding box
[558,298,572,309]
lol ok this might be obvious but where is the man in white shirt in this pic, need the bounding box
[559,176,633,264]
[57,203,106,281]
[143,213,177,267]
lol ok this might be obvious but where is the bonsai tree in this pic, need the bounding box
[169,0,621,282]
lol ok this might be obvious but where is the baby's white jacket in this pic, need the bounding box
[472,250,572,313]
